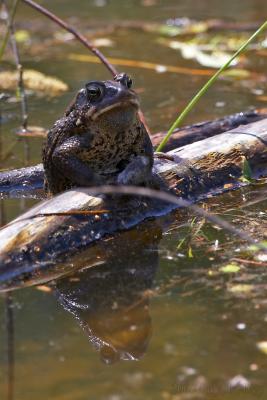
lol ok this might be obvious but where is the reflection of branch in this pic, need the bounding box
[0,90,14,400]
[21,0,118,77]
[5,293,15,400]
[71,185,267,250]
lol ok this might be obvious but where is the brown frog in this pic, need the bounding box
[43,73,154,195]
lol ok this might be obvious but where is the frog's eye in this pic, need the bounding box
[86,85,103,101]
[126,76,133,89]
[114,73,133,89]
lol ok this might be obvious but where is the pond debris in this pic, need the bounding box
[69,53,215,76]
[158,38,240,68]
[236,322,246,330]
[36,285,51,293]
[14,29,31,43]
[227,283,254,294]
[16,125,48,138]
[256,341,267,355]
[257,253,267,262]
[157,31,267,68]
[231,257,267,267]
[90,37,114,47]
[258,95,267,102]
[228,375,251,389]
[219,263,241,273]
[0,69,68,96]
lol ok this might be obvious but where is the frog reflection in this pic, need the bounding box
[53,222,162,363]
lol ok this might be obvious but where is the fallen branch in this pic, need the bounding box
[152,108,267,150]
[0,117,267,290]
[0,109,266,196]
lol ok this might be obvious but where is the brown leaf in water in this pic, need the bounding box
[257,95,267,102]
[16,126,48,138]
[0,69,68,96]
[36,285,52,293]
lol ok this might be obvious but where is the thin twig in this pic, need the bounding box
[3,0,28,129]
[2,0,30,165]
[8,185,267,252]
[21,0,118,77]
[5,209,110,226]
[20,0,150,133]
[231,257,267,267]
[0,0,19,60]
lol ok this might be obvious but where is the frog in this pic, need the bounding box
[42,73,154,195]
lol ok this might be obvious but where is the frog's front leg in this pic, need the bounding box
[117,155,153,186]
[52,135,102,187]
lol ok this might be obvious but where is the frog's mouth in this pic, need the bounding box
[88,98,139,121]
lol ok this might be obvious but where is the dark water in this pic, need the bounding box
[1,0,267,399]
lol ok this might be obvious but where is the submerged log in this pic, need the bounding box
[0,109,266,197]
[0,117,267,290]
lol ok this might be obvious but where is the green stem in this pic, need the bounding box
[156,20,267,152]
[0,0,20,62]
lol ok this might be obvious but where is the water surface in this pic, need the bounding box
[1,1,267,399]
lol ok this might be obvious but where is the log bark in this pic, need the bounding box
[0,117,267,291]
[0,109,266,197]
[152,108,267,151]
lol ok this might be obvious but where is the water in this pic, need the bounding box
[1,0,267,399]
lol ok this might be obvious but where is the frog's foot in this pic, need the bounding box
[117,155,152,186]
[116,156,167,192]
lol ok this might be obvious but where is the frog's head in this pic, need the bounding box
[67,73,140,129]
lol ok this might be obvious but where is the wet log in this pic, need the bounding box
[0,117,267,291]
[0,164,44,198]
[152,108,267,151]
[0,108,266,197]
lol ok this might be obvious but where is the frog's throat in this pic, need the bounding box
[88,99,139,121]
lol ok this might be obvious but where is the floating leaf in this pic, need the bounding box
[219,264,241,273]
[257,95,267,101]
[16,126,48,138]
[14,30,30,43]
[157,21,209,37]
[36,285,52,293]
[228,284,254,294]
[248,241,267,252]
[223,69,251,78]
[0,69,68,96]
[257,341,267,355]
[91,38,114,47]
[257,253,267,262]
[160,39,239,68]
